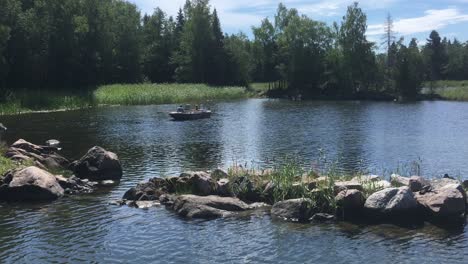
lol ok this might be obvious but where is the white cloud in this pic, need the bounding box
[368,8,468,36]
[132,0,401,31]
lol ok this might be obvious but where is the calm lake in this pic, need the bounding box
[1,99,468,263]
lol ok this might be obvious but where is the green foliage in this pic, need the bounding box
[1,0,467,102]
[93,83,248,105]
[0,89,93,115]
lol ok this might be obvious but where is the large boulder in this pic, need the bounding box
[336,189,365,212]
[415,185,465,218]
[364,187,418,218]
[415,178,466,219]
[71,146,122,181]
[171,195,250,219]
[271,198,313,222]
[0,166,64,201]
[181,172,216,196]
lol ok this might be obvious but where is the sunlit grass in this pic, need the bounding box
[424,80,468,101]
[93,83,249,105]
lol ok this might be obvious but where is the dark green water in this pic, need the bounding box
[1,99,467,263]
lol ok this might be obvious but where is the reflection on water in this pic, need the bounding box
[1,99,468,263]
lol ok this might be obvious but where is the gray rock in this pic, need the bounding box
[171,195,250,219]
[71,146,122,181]
[336,189,365,210]
[185,172,216,196]
[56,175,96,195]
[216,178,231,196]
[334,181,363,194]
[6,140,69,170]
[364,187,418,216]
[271,198,313,222]
[408,176,430,192]
[0,166,64,201]
[415,184,466,217]
[390,174,410,186]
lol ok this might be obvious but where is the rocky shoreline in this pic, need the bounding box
[0,139,122,201]
[118,170,468,227]
[1,140,467,228]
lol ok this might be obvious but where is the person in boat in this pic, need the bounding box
[177,105,184,113]
[195,105,199,111]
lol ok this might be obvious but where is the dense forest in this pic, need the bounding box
[1,0,468,101]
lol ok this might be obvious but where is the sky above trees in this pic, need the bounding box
[132,0,468,43]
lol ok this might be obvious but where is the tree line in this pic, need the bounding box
[1,0,468,100]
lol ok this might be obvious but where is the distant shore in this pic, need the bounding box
[2,81,468,116]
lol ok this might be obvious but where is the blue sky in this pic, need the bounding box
[131,0,468,45]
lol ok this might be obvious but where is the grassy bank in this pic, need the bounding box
[0,90,93,115]
[424,80,468,101]
[94,83,248,105]
[0,84,250,115]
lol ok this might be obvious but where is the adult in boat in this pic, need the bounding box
[177,105,184,113]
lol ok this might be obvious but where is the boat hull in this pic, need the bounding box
[169,111,211,121]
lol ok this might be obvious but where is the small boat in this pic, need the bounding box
[169,110,212,121]
[169,104,212,121]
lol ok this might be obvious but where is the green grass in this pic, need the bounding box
[0,143,34,177]
[93,83,249,105]
[249,83,270,94]
[423,80,468,101]
[0,83,251,115]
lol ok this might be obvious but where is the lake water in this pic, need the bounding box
[1,99,468,263]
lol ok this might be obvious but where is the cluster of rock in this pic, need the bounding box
[119,170,269,218]
[121,171,468,226]
[0,139,122,202]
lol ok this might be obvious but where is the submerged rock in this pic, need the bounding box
[310,213,336,223]
[0,166,64,201]
[56,175,96,195]
[364,187,418,217]
[71,146,122,181]
[271,198,313,222]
